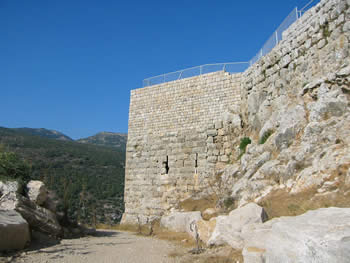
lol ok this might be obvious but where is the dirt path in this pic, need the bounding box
[10,230,187,263]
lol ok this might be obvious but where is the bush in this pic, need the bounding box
[239,137,251,153]
[0,149,31,194]
[0,150,31,183]
[259,130,273,144]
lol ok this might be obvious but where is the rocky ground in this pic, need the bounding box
[0,230,184,263]
[0,230,242,263]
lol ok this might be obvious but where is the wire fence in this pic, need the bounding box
[249,7,299,66]
[143,62,249,87]
[143,0,319,87]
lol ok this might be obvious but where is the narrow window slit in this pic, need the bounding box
[195,153,198,174]
[164,155,169,174]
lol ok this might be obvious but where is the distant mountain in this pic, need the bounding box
[12,127,73,141]
[77,132,127,151]
[0,126,125,224]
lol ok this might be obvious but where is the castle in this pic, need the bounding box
[122,0,350,224]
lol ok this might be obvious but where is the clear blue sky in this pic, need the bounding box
[1,0,317,139]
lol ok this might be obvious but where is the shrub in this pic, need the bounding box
[223,197,235,210]
[0,149,31,194]
[259,130,273,144]
[239,137,251,153]
[0,150,31,183]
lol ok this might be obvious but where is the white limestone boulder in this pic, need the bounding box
[160,211,202,238]
[0,181,62,237]
[242,207,350,263]
[274,105,307,150]
[27,180,47,206]
[208,203,267,249]
[0,210,30,251]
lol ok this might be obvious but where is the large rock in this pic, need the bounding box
[208,203,267,249]
[27,180,47,205]
[0,210,30,251]
[16,197,62,237]
[0,182,62,237]
[0,181,19,195]
[160,211,202,238]
[274,105,307,150]
[242,207,350,263]
[197,218,217,244]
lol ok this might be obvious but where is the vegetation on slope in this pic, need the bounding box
[11,127,73,141]
[77,131,127,150]
[0,127,125,225]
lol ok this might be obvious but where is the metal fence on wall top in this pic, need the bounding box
[143,62,250,87]
[249,7,299,66]
[143,0,319,87]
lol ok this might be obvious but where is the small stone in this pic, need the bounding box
[318,39,326,49]
[220,156,229,163]
[215,121,223,129]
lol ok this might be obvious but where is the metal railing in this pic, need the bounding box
[143,0,319,87]
[143,62,249,87]
[298,0,318,17]
[249,7,299,66]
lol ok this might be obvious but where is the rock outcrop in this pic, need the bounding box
[0,210,30,251]
[242,207,350,263]
[0,181,62,237]
[27,180,47,206]
[160,211,202,238]
[207,203,267,249]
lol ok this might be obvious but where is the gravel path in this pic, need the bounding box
[10,230,186,263]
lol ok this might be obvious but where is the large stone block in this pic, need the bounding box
[160,211,202,238]
[0,210,30,251]
[208,203,267,249]
[242,208,350,263]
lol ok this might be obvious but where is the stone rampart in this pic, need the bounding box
[123,71,242,223]
[122,0,350,224]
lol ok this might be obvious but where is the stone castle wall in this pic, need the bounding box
[123,72,242,223]
[122,0,350,224]
[241,0,349,134]
[128,71,242,137]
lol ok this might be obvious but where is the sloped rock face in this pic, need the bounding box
[208,203,267,249]
[242,207,350,263]
[0,210,30,251]
[226,0,350,208]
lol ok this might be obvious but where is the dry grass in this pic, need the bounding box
[178,247,243,263]
[259,164,350,218]
[179,195,217,213]
[95,223,121,230]
[152,221,196,248]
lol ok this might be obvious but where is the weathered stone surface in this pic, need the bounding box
[160,211,202,238]
[0,181,19,196]
[242,208,350,263]
[123,0,350,224]
[274,105,306,150]
[197,218,216,244]
[0,210,30,251]
[208,203,267,248]
[202,208,218,220]
[27,180,47,205]
[0,185,62,237]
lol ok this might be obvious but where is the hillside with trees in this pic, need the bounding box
[0,127,125,225]
[77,131,127,150]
